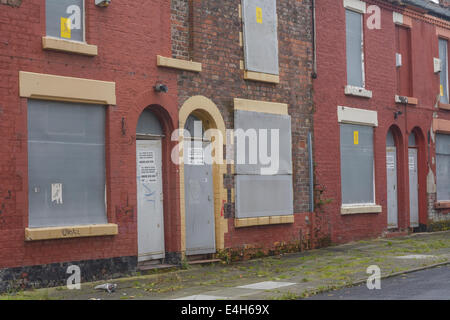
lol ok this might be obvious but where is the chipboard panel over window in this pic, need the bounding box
[46,0,84,42]
[436,133,450,201]
[242,0,279,75]
[340,124,374,205]
[234,110,293,219]
[28,100,106,228]
[345,9,364,87]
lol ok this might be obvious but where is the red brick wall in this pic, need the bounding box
[0,0,180,269]
[171,0,317,250]
[314,0,450,244]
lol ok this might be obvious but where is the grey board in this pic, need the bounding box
[242,0,279,75]
[46,0,84,42]
[28,99,106,228]
[346,9,364,87]
[340,123,374,205]
[235,175,293,218]
[136,108,163,136]
[436,133,450,201]
[234,110,292,175]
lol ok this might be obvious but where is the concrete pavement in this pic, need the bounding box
[2,231,449,300]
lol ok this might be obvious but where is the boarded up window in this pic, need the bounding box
[234,110,293,218]
[396,26,412,97]
[439,39,449,104]
[340,124,374,204]
[28,100,106,228]
[436,134,450,201]
[242,0,279,75]
[346,9,364,87]
[46,0,84,42]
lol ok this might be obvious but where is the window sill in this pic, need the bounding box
[235,215,294,228]
[395,95,418,105]
[42,37,98,56]
[438,101,450,111]
[25,224,118,241]
[341,205,382,215]
[244,70,280,84]
[435,201,450,209]
[157,55,202,72]
[344,85,373,98]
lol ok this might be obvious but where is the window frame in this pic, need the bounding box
[339,123,376,206]
[345,8,366,89]
[436,133,450,202]
[439,38,449,104]
[27,99,108,229]
[45,0,86,43]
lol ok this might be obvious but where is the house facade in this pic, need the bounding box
[313,0,450,244]
[0,0,316,291]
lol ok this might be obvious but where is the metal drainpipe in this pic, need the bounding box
[309,0,316,212]
[312,0,317,78]
[308,131,314,213]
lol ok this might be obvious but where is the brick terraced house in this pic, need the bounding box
[0,0,317,291]
[313,0,450,244]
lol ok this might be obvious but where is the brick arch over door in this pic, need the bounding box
[131,104,180,256]
[178,96,228,255]
[386,124,406,230]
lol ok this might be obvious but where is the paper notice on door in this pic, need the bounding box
[409,156,415,170]
[140,166,157,183]
[188,147,204,165]
[386,155,395,169]
[139,150,157,183]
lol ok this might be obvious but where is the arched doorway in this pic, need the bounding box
[183,114,215,255]
[136,108,165,262]
[386,128,399,229]
[408,132,419,228]
[179,96,227,258]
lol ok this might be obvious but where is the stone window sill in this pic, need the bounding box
[157,55,202,72]
[344,85,373,98]
[438,101,450,111]
[42,37,98,56]
[435,201,450,209]
[235,215,294,228]
[25,224,118,241]
[244,70,280,84]
[395,95,418,105]
[341,205,382,215]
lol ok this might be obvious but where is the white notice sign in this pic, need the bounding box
[139,150,157,183]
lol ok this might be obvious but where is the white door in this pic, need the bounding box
[136,139,165,262]
[386,147,398,229]
[409,148,419,228]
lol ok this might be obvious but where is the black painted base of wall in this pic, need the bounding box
[164,252,182,265]
[0,256,138,293]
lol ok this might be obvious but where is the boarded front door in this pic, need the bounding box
[136,139,165,262]
[184,142,215,256]
[386,146,398,229]
[409,148,419,227]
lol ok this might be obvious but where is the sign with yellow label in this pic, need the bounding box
[354,131,359,145]
[441,84,444,97]
[256,7,263,24]
[61,17,71,39]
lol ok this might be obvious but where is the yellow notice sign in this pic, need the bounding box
[354,131,359,145]
[256,7,263,24]
[61,17,71,39]
[441,84,444,97]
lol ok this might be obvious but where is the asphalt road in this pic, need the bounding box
[308,264,450,300]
